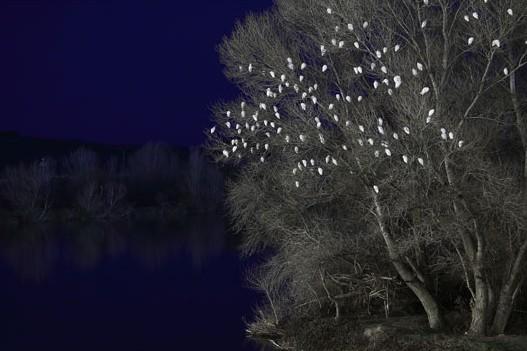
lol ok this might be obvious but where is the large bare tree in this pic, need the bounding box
[208,0,527,336]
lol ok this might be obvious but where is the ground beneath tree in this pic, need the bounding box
[253,314,527,351]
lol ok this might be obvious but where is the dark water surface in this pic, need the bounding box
[0,217,265,351]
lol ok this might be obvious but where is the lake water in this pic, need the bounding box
[0,216,267,351]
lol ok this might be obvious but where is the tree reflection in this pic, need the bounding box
[0,213,228,282]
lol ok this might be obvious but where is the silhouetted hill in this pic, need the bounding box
[0,132,190,167]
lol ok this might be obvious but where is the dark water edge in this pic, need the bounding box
[0,218,268,351]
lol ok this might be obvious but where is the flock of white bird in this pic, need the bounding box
[211,1,520,194]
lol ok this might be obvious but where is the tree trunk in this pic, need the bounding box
[491,290,514,335]
[372,192,443,330]
[406,281,444,330]
[469,281,488,335]
[468,265,488,335]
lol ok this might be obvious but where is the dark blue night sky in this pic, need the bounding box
[0,0,273,146]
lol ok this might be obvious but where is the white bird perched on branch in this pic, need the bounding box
[318,167,323,175]
[373,185,379,193]
[420,87,430,95]
[492,39,501,48]
[507,8,513,16]
[402,155,408,163]
[468,37,474,45]
[394,75,402,89]
[210,126,216,134]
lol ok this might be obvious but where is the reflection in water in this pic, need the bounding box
[0,213,269,351]
[0,215,226,282]
[0,225,59,283]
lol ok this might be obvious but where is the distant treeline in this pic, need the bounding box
[0,143,224,223]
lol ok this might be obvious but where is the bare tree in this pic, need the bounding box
[62,147,100,184]
[126,142,180,183]
[208,0,527,335]
[76,181,130,220]
[1,158,56,222]
[186,147,224,213]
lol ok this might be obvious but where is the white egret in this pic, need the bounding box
[394,75,402,88]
